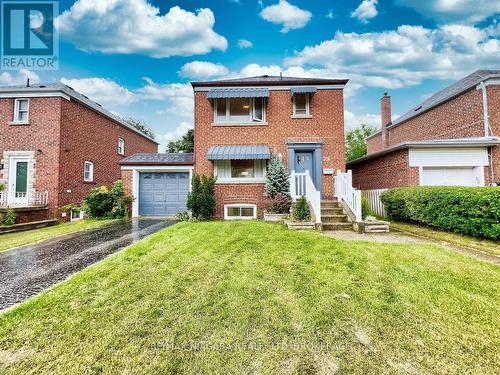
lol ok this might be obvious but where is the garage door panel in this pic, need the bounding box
[139,172,189,216]
[421,167,483,186]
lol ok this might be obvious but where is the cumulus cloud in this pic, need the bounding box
[396,0,500,24]
[237,39,253,48]
[285,24,500,90]
[344,110,380,131]
[55,0,227,58]
[351,0,378,23]
[157,121,193,145]
[60,77,137,107]
[0,69,40,86]
[178,61,229,79]
[259,0,312,33]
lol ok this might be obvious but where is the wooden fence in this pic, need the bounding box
[362,189,387,218]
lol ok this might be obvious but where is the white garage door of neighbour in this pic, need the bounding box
[420,167,482,186]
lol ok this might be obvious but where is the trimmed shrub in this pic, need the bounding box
[381,187,500,240]
[291,196,311,222]
[265,193,292,214]
[187,174,216,220]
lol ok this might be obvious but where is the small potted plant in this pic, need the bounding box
[284,196,316,229]
[263,193,292,222]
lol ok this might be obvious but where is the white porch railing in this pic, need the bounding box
[289,170,321,224]
[334,170,362,222]
[0,191,49,207]
[363,189,387,218]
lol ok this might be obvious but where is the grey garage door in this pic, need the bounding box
[139,172,189,216]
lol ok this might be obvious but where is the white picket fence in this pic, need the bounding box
[334,170,362,222]
[289,170,321,224]
[362,189,387,218]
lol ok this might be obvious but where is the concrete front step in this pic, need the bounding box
[322,222,353,231]
[321,208,344,215]
[320,200,341,209]
[321,215,349,223]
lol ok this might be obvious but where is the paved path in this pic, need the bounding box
[0,219,176,310]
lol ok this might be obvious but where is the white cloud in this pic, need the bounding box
[55,0,227,58]
[136,78,193,118]
[0,69,40,86]
[285,24,500,90]
[60,77,137,107]
[351,0,378,23]
[344,110,380,131]
[179,61,229,79]
[237,39,253,48]
[157,121,193,146]
[396,0,500,24]
[259,0,312,33]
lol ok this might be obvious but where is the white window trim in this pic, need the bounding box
[13,98,30,124]
[118,138,125,155]
[213,98,266,124]
[84,161,94,182]
[292,93,311,118]
[71,209,85,222]
[214,159,267,183]
[224,204,257,220]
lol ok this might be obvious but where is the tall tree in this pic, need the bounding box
[123,117,155,139]
[345,124,377,162]
[265,153,290,198]
[167,129,194,153]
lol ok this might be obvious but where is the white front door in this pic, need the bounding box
[8,157,30,205]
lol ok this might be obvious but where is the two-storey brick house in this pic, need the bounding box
[348,70,500,189]
[0,82,158,224]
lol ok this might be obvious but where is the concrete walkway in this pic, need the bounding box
[0,219,176,310]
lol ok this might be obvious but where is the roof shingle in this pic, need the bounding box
[119,153,194,165]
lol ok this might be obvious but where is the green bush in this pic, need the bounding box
[83,180,133,219]
[381,187,500,240]
[3,208,16,226]
[361,192,371,219]
[0,183,5,191]
[187,174,216,220]
[291,196,311,222]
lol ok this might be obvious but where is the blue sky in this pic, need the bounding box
[2,0,499,150]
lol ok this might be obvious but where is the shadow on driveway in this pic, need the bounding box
[0,219,176,310]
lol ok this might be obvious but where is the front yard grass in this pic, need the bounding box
[0,219,116,253]
[0,221,498,373]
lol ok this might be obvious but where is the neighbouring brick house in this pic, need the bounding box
[120,75,348,221]
[348,70,500,189]
[0,83,158,224]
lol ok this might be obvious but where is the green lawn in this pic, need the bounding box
[0,219,116,253]
[0,221,498,373]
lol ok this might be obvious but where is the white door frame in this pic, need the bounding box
[8,156,30,205]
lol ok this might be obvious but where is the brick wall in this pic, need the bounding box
[194,89,346,218]
[58,99,158,216]
[350,149,419,190]
[487,85,500,183]
[0,97,62,221]
[367,133,383,154]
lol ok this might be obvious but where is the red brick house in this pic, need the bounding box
[0,82,158,223]
[121,75,349,224]
[349,70,500,189]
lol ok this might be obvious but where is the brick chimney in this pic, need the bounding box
[381,93,391,148]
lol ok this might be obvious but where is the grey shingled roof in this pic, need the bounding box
[0,82,158,143]
[120,153,194,165]
[192,75,348,87]
[391,69,500,128]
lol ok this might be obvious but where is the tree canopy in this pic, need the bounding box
[345,124,377,162]
[167,129,194,153]
[124,118,155,140]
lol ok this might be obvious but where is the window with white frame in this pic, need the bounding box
[293,93,310,116]
[214,97,265,124]
[13,98,29,123]
[84,161,94,182]
[118,138,125,155]
[224,204,257,220]
[214,159,266,181]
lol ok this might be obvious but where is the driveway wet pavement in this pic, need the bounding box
[0,219,176,310]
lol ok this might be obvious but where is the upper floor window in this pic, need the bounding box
[118,138,125,155]
[14,98,29,123]
[84,161,94,182]
[293,93,310,117]
[214,98,265,124]
[214,159,266,182]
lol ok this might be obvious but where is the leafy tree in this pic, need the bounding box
[124,117,155,140]
[167,129,194,153]
[187,174,216,220]
[265,153,290,198]
[345,124,377,162]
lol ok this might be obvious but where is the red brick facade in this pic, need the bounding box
[194,88,346,218]
[0,95,157,223]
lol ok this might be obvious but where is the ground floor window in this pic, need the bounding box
[224,204,257,220]
[214,159,266,182]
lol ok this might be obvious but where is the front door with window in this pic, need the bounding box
[294,152,314,176]
[8,158,29,205]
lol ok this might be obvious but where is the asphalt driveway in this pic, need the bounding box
[0,219,176,310]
